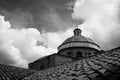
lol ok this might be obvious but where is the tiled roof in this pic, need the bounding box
[23,47,120,80]
[0,64,36,80]
[0,47,120,80]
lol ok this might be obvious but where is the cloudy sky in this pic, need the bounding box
[0,0,120,68]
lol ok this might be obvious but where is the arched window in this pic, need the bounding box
[76,51,82,59]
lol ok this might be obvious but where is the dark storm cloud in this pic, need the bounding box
[0,0,82,32]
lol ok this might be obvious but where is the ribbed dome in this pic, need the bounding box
[62,36,94,44]
[58,28,100,51]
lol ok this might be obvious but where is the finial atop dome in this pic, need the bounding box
[74,27,82,36]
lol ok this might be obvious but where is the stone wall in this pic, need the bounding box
[55,55,73,66]
[29,56,51,71]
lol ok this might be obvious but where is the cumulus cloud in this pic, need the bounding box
[72,0,120,50]
[0,15,49,68]
[0,15,74,68]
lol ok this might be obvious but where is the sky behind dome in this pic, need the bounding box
[0,0,82,32]
[0,0,120,68]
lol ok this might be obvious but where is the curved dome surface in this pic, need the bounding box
[62,36,94,44]
[58,28,100,51]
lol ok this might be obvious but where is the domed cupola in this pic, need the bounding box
[57,28,100,58]
[58,28,100,51]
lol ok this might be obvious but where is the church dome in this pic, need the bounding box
[58,28,100,51]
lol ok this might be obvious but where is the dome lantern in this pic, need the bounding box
[74,28,82,36]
